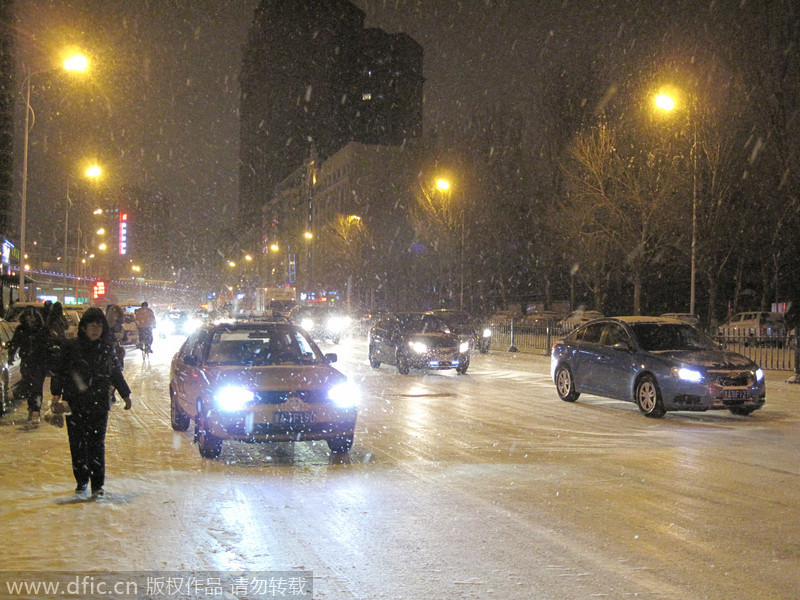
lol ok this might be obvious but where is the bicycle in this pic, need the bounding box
[138,327,154,362]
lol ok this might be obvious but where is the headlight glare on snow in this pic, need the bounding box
[184,318,202,334]
[674,367,702,383]
[482,328,492,338]
[300,318,314,331]
[327,380,359,408]
[755,368,764,382]
[215,386,255,411]
[459,341,470,353]
[327,315,352,333]
[408,341,428,354]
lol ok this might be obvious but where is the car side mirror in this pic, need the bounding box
[612,342,633,352]
[183,355,199,367]
[325,352,337,364]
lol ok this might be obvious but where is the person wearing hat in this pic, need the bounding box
[50,307,132,497]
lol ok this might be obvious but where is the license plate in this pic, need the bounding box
[273,411,317,425]
[722,389,749,400]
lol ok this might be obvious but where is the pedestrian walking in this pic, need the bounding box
[45,301,69,373]
[104,304,127,362]
[7,306,50,423]
[49,307,132,497]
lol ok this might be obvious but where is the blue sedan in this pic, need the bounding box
[550,316,766,417]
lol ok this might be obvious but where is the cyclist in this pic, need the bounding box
[134,301,156,353]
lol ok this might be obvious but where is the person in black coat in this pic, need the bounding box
[8,306,50,422]
[50,307,133,496]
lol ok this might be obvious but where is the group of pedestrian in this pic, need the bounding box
[6,300,138,499]
[7,300,69,422]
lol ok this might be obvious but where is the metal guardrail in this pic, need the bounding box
[489,321,799,371]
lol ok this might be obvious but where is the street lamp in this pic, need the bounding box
[654,90,698,316]
[64,164,101,303]
[19,53,90,302]
[436,178,465,310]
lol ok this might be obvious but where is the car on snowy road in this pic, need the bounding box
[169,321,359,458]
[551,316,766,418]
[428,309,492,353]
[367,312,471,374]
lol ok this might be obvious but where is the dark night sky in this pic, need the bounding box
[12,0,751,259]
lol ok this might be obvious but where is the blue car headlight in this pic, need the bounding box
[674,367,702,383]
[215,386,255,411]
[327,380,360,409]
[408,341,428,354]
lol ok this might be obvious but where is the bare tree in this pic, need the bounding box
[562,120,683,314]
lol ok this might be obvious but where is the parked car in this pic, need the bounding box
[169,320,359,458]
[367,312,471,374]
[660,313,701,327]
[429,309,491,353]
[557,309,604,333]
[551,316,766,418]
[288,304,351,344]
[717,311,786,347]
[0,321,12,417]
[3,302,87,338]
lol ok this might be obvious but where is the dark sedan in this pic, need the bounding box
[429,309,492,353]
[550,316,766,417]
[368,312,470,374]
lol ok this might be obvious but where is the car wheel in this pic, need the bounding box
[635,374,666,418]
[368,344,381,369]
[396,351,410,375]
[332,336,340,344]
[327,435,353,453]
[194,402,222,458]
[170,392,190,431]
[555,364,580,402]
[479,344,489,354]
[729,406,758,416]
[456,358,470,374]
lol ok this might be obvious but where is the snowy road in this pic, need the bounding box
[1,335,799,599]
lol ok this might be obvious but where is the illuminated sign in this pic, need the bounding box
[93,280,106,299]
[119,213,128,255]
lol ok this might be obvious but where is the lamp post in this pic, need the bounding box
[63,165,101,303]
[436,178,465,310]
[18,54,90,302]
[654,91,698,316]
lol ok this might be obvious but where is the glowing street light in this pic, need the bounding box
[20,52,90,302]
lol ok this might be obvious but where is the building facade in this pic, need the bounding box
[264,141,419,309]
[239,0,423,243]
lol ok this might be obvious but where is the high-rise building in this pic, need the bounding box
[239,0,423,239]
[0,0,15,243]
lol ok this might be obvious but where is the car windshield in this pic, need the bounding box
[402,316,449,334]
[438,312,471,325]
[631,323,716,352]
[205,327,321,366]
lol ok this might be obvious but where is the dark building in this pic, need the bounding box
[0,0,15,242]
[239,0,423,238]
